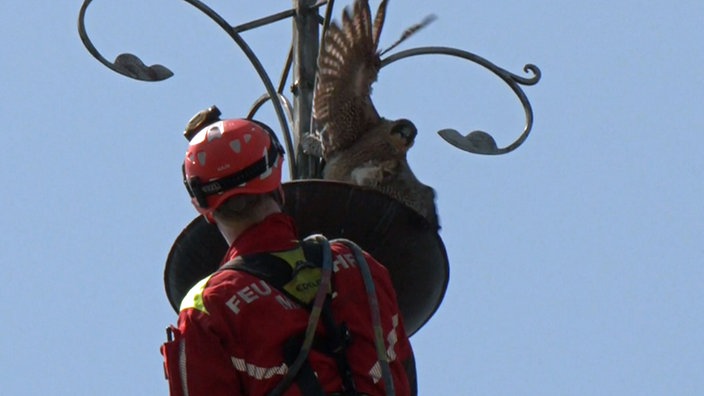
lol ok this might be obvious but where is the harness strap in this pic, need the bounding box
[332,239,395,396]
[283,337,326,396]
[321,298,357,395]
[219,236,358,395]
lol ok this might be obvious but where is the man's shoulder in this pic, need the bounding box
[327,240,390,277]
[205,267,262,292]
[179,268,259,313]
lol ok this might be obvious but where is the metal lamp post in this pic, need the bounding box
[78,0,541,334]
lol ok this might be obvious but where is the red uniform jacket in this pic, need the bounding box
[162,213,413,395]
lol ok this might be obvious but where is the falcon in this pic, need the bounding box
[312,0,439,228]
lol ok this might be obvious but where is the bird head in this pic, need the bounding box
[389,119,418,152]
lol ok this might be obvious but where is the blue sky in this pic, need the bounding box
[2,0,703,394]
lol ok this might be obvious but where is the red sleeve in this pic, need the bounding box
[364,250,415,394]
[333,244,415,395]
[161,278,242,396]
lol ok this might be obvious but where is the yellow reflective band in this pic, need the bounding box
[284,266,322,305]
[179,275,213,314]
[270,248,306,266]
[272,247,323,305]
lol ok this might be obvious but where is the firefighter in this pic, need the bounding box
[161,108,416,396]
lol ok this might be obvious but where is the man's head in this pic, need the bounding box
[182,108,285,225]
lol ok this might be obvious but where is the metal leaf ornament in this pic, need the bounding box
[112,53,174,81]
[438,129,499,155]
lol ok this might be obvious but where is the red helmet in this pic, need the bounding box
[182,110,284,223]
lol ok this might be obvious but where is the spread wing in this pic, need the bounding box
[314,0,389,158]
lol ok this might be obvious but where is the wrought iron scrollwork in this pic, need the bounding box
[382,47,541,155]
[77,0,317,178]
[78,0,541,172]
[77,0,174,82]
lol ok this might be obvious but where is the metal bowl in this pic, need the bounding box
[164,180,449,335]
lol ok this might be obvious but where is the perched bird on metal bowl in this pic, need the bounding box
[310,0,439,228]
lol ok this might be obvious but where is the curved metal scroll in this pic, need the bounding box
[247,93,295,126]
[382,47,541,155]
[77,0,298,178]
[77,0,173,82]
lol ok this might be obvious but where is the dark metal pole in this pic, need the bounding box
[292,0,320,179]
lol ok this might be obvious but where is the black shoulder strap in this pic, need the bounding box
[220,240,358,395]
[219,240,323,306]
[220,253,293,290]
